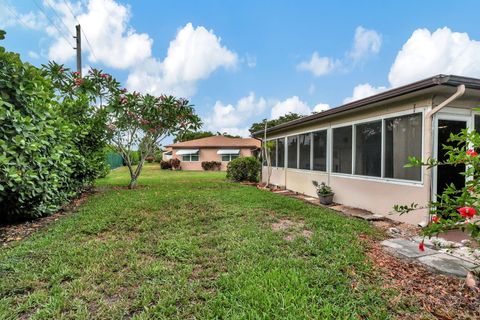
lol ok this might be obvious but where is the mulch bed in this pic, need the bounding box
[361,234,480,319]
[0,189,94,246]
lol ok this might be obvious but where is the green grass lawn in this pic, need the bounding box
[0,164,395,319]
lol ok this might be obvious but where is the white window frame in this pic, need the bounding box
[221,154,239,162]
[182,153,199,162]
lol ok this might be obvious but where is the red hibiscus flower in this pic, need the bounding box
[457,206,477,219]
[418,241,425,252]
[431,215,440,223]
[466,149,478,157]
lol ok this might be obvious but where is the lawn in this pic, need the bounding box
[0,164,394,319]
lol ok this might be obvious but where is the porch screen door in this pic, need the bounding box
[436,119,467,196]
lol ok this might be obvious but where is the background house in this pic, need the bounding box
[167,136,261,171]
[254,75,480,225]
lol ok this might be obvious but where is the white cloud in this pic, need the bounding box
[271,96,329,119]
[204,92,266,137]
[308,83,316,95]
[348,26,382,62]
[0,2,44,30]
[245,53,257,68]
[313,103,330,113]
[297,52,339,76]
[343,83,387,103]
[35,1,238,97]
[298,26,381,76]
[46,0,153,68]
[388,27,480,87]
[28,51,40,59]
[126,23,238,97]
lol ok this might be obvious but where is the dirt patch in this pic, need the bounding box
[271,218,313,241]
[360,234,480,319]
[271,218,304,231]
[1,190,94,246]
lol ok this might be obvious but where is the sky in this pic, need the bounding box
[2,0,480,140]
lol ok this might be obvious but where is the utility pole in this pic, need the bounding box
[74,24,82,77]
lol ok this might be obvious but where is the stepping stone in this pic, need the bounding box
[418,253,477,277]
[381,238,436,258]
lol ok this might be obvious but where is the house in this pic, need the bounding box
[166,136,261,171]
[253,75,480,225]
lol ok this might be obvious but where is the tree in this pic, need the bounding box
[174,131,215,142]
[108,93,201,188]
[394,129,480,244]
[249,113,303,135]
[174,130,241,143]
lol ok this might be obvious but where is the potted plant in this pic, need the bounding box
[312,181,334,205]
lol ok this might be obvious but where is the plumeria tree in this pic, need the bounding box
[108,93,201,188]
[394,129,480,248]
[43,63,122,188]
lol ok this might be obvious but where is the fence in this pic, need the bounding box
[106,152,124,169]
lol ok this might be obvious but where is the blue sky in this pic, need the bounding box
[2,0,480,138]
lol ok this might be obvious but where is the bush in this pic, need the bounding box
[226,157,261,182]
[0,43,79,220]
[201,161,221,171]
[171,158,181,170]
[160,158,181,170]
[145,156,155,163]
[160,160,172,170]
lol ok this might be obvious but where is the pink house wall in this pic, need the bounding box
[172,147,255,171]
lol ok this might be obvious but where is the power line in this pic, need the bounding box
[62,0,99,62]
[31,0,75,48]
[4,1,34,30]
[43,0,72,36]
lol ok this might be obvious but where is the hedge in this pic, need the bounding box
[226,157,261,182]
[0,46,80,220]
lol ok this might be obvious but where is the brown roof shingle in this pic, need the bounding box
[168,136,260,148]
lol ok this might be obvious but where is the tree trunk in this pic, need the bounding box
[128,176,137,189]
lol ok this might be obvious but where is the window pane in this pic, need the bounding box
[269,140,277,167]
[222,155,230,161]
[191,155,199,161]
[384,113,422,181]
[231,155,239,160]
[313,130,327,171]
[299,133,311,169]
[287,136,298,169]
[332,126,352,174]
[277,138,285,167]
[475,115,480,133]
[355,121,382,177]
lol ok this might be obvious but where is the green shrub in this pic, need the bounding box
[226,157,261,182]
[154,150,162,162]
[0,44,79,220]
[201,161,221,171]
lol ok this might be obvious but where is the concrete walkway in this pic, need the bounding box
[382,238,477,277]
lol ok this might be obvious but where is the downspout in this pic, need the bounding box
[420,84,466,226]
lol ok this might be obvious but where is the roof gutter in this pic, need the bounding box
[420,84,466,227]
